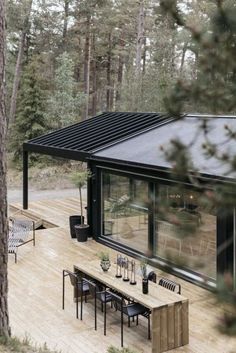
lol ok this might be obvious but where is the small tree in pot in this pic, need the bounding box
[71,169,92,242]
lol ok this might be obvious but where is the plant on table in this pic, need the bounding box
[98,251,111,271]
[140,259,148,279]
[140,259,149,294]
[98,251,110,261]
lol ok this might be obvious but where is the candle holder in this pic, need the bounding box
[129,260,137,285]
[115,254,122,278]
[123,257,129,281]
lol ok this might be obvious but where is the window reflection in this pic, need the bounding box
[102,172,149,254]
[155,185,216,279]
[101,171,217,280]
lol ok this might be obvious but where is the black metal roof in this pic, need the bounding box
[94,115,236,182]
[23,112,173,160]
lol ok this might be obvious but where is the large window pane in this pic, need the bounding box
[102,171,149,254]
[155,185,216,279]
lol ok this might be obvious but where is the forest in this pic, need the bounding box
[7,0,236,164]
[0,0,236,349]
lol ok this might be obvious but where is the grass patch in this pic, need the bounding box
[107,346,139,353]
[0,337,141,353]
[0,336,61,353]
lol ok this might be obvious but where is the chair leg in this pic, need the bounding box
[94,294,97,330]
[15,252,17,264]
[136,315,139,325]
[80,282,83,320]
[121,308,124,347]
[128,317,130,327]
[104,296,106,336]
[62,270,65,310]
[33,224,35,246]
[148,314,151,340]
[76,297,79,319]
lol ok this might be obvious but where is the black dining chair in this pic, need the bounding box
[80,278,113,331]
[159,277,181,294]
[147,271,157,283]
[62,269,90,319]
[104,290,151,347]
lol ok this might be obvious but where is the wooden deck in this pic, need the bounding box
[8,198,236,353]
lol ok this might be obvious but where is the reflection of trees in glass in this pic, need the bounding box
[160,0,236,335]
[155,183,216,279]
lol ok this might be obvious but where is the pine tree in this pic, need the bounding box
[11,56,47,163]
[46,52,85,128]
[160,0,236,335]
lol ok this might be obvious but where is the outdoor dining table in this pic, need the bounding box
[74,258,189,353]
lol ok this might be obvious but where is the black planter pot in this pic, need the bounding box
[74,224,90,242]
[142,278,149,294]
[69,215,85,238]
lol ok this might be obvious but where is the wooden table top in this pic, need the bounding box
[75,259,188,310]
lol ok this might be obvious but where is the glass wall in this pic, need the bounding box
[154,185,217,279]
[100,169,217,280]
[102,171,149,254]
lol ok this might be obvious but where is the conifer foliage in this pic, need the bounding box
[46,52,85,128]
[11,57,47,163]
[160,0,236,336]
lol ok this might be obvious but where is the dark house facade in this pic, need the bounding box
[23,112,236,289]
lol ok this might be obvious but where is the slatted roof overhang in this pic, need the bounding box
[23,112,175,161]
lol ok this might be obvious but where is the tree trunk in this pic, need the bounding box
[0,0,10,338]
[79,188,83,225]
[106,32,112,111]
[91,33,97,116]
[135,0,144,77]
[9,0,33,124]
[83,14,91,120]
[180,42,187,73]
[62,0,70,48]
[142,35,146,75]
[116,32,125,104]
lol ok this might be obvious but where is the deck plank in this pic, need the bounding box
[8,198,236,353]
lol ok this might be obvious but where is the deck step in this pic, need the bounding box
[9,206,57,229]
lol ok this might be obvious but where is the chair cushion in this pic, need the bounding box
[99,292,113,303]
[126,303,148,317]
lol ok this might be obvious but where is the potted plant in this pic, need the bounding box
[140,259,148,294]
[98,251,111,271]
[70,169,92,242]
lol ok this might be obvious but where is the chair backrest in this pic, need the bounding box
[82,278,98,298]
[159,277,181,294]
[10,218,33,236]
[147,271,157,283]
[66,270,79,287]
[108,291,128,314]
[8,218,33,251]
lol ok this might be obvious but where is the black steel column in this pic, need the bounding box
[217,207,234,281]
[87,161,93,234]
[148,181,155,256]
[23,150,28,209]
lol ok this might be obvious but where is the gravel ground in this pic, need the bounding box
[7,188,87,204]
